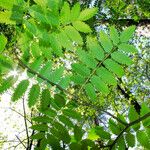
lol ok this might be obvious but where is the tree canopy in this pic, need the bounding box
[0,0,150,150]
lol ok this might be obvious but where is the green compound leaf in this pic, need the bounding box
[120,25,136,43]
[85,83,96,100]
[104,59,125,78]
[78,7,98,21]
[99,31,113,53]
[111,51,133,66]
[110,26,119,46]
[28,84,40,107]
[0,34,7,52]
[118,43,137,53]
[12,80,29,101]
[73,21,92,33]
[70,2,80,21]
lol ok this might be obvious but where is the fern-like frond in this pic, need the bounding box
[71,26,137,100]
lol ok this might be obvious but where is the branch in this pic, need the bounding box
[0,140,19,143]
[146,63,150,81]
[9,107,32,123]
[22,97,30,149]
[15,135,26,149]
[4,138,28,150]
[28,130,35,150]
[16,55,66,92]
[94,19,150,26]
[102,110,127,126]
[78,48,116,94]
[101,112,150,149]
[117,83,141,114]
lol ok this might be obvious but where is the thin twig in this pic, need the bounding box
[9,107,32,123]
[102,110,127,125]
[15,135,26,149]
[4,138,28,150]
[22,96,30,149]
[146,63,150,81]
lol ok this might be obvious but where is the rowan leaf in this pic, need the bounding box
[87,36,104,61]
[110,26,119,45]
[120,26,136,43]
[91,75,109,95]
[70,2,80,21]
[0,76,14,94]
[99,31,113,52]
[125,132,135,147]
[104,59,125,77]
[12,80,29,101]
[118,43,137,53]
[73,21,92,33]
[64,26,83,45]
[78,7,98,21]
[137,130,150,149]
[96,67,117,86]
[0,34,7,52]
[60,2,70,25]
[111,51,133,66]
[85,83,96,100]
[28,84,40,107]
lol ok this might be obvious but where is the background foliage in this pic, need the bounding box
[0,0,150,150]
